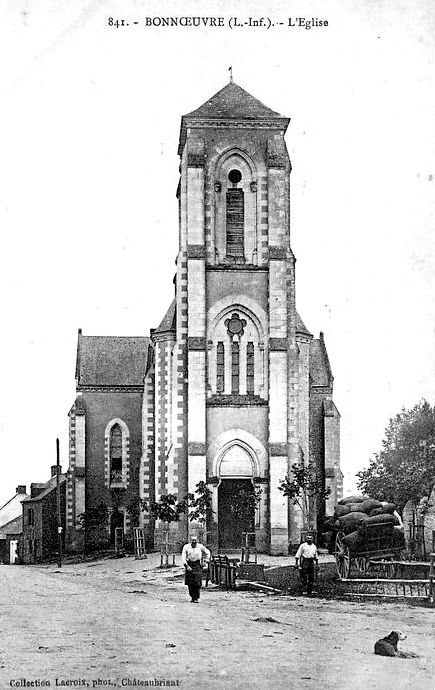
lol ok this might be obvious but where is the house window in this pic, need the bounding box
[110,424,123,484]
[231,341,240,394]
[216,342,225,393]
[246,342,254,394]
[226,188,244,258]
[27,508,34,526]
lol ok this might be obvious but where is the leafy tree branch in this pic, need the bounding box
[279,461,330,527]
[185,481,214,524]
[356,400,435,511]
[149,493,187,524]
[76,501,109,530]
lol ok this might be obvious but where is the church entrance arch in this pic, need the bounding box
[218,479,255,550]
[216,443,256,550]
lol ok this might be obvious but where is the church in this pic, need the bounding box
[65,80,342,556]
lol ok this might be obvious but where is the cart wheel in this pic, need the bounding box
[335,531,351,579]
[355,556,368,574]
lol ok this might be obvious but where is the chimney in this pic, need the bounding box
[30,483,45,498]
[16,485,26,495]
[51,465,62,477]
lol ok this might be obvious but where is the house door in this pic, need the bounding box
[9,540,18,565]
[218,479,255,550]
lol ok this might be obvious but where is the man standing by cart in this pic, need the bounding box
[181,534,210,603]
[295,533,318,596]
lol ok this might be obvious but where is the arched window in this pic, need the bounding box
[208,299,267,399]
[216,342,225,393]
[213,152,258,267]
[110,424,123,484]
[246,342,254,394]
[104,418,130,488]
[231,341,240,394]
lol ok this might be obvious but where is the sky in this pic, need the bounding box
[0,0,434,509]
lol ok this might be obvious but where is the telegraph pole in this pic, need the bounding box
[56,438,62,568]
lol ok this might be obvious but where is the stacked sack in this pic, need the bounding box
[331,495,405,553]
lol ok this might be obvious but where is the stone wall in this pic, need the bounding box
[69,389,143,549]
[264,561,338,591]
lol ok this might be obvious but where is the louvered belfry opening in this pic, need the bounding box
[226,188,245,259]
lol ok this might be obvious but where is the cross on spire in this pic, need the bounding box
[228,66,233,83]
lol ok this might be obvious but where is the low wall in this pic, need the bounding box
[264,562,338,592]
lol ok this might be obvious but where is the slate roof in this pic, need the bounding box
[22,475,67,504]
[0,514,22,537]
[324,399,341,418]
[179,81,290,154]
[185,81,284,120]
[154,298,176,334]
[295,310,312,337]
[76,333,151,388]
[309,334,333,388]
[0,492,29,528]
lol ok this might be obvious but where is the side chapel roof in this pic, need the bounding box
[76,332,151,387]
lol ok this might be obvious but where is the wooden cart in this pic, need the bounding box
[335,521,404,579]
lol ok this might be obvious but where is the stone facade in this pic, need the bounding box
[148,81,341,554]
[65,333,152,552]
[0,485,29,564]
[21,470,66,563]
[65,81,341,556]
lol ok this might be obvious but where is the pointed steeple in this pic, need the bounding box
[178,81,289,155]
[185,81,284,120]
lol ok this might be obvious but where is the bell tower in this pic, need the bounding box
[168,80,300,554]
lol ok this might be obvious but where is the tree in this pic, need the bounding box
[356,400,435,511]
[126,498,149,526]
[76,501,110,551]
[185,481,214,524]
[278,461,331,528]
[76,501,109,531]
[149,494,187,524]
[229,485,262,523]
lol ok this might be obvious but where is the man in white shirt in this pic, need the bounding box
[295,533,318,595]
[181,535,211,603]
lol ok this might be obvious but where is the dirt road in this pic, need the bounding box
[1,556,433,690]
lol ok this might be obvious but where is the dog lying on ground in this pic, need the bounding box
[374,631,418,658]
